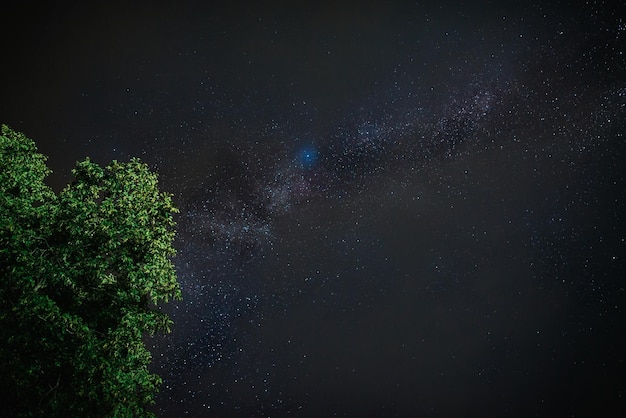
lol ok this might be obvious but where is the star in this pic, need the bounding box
[298,145,318,169]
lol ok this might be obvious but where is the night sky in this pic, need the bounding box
[1,1,625,416]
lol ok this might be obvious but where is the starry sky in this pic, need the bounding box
[1,0,625,416]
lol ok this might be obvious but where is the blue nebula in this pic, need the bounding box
[298,145,318,169]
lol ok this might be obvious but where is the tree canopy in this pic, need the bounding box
[0,125,181,417]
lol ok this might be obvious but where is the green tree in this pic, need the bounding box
[0,125,181,417]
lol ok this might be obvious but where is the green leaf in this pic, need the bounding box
[1,126,181,417]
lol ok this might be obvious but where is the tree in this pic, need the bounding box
[0,125,181,417]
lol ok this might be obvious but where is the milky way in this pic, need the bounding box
[145,10,625,415]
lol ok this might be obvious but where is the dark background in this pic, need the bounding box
[1,1,625,416]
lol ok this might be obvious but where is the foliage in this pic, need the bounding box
[0,125,181,417]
